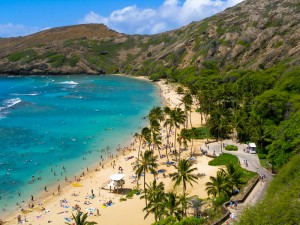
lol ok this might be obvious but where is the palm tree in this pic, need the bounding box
[163,106,172,161]
[182,92,193,129]
[141,127,151,151]
[177,129,191,161]
[134,132,142,158]
[142,180,165,222]
[162,192,182,221]
[189,128,196,156]
[172,159,198,196]
[189,196,204,218]
[221,163,246,192]
[205,170,231,198]
[134,150,158,207]
[152,132,163,158]
[149,106,165,123]
[69,212,97,225]
[170,108,186,158]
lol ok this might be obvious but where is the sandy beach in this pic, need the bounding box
[2,77,221,225]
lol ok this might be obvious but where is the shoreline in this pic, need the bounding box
[1,75,161,222]
[2,75,217,225]
[0,74,156,220]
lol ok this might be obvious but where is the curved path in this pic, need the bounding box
[200,140,273,224]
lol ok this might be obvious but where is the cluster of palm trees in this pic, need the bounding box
[205,163,246,200]
[131,92,202,222]
[134,92,196,163]
[136,157,199,222]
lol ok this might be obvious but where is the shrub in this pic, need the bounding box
[225,145,238,151]
[7,49,37,63]
[126,189,139,199]
[176,87,184,94]
[47,54,65,68]
[68,55,80,67]
[257,153,267,159]
[7,51,26,62]
[119,197,127,202]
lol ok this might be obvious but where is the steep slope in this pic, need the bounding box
[0,0,299,75]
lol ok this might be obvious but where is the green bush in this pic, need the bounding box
[257,153,267,159]
[176,87,184,94]
[225,145,238,151]
[68,55,80,67]
[119,197,127,202]
[47,54,65,68]
[126,189,139,199]
[152,216,205,225]
[177,217,205,225]
[152,216,177,225]
[7,52,25,62]
[7,49,37,63]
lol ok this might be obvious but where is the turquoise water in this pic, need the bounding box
[0,75,161,215]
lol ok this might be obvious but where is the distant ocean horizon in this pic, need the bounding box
[0,75,162,216]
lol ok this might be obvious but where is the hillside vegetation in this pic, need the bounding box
[0,0,299,75]
[236,154,300,225]
[0,0,299,224]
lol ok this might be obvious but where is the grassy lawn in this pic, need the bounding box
[208,153,256,180]
[190,126,211,139]
[208,153,239,166]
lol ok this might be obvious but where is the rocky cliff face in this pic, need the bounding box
[0,0,299,75]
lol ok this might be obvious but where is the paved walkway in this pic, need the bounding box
[200,140,274,224]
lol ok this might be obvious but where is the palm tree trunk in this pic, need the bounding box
[190,138,194,156]
[168,126,173,155]
[174,128,177,160]
[136,138,142,188]
[189,110,192,129]
[144,168,147,207]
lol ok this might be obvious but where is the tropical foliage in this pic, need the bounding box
[67,212,97,225]
[236,154,300,225]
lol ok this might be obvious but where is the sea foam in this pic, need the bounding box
[59,81,78,85]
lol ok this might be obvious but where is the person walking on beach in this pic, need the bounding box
[58,185,61,194]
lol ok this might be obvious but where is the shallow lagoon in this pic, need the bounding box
[0,75,161,214]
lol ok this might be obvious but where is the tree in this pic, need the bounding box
[142,180,166,222]
[221,163,246,192]
[162,192,182,221]
[148,106,164,152]
[189,196,204,218]
[205,170,231,198]
[149,106,165,123]
[172,159,198,196]
[134,150,158,207]
[141,127,151,151]
[153,132,163,158]
[170,108,186,158]
[163,106,172,162]
[177,129,191,160]
[68,212,97,225]
[182,92,193,129]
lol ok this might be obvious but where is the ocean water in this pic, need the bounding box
[0,75,161,215]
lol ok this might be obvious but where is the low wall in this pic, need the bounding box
[212,176,260,225]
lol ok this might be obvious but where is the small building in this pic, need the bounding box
[248,143,256,154]
[108,174,125,193]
